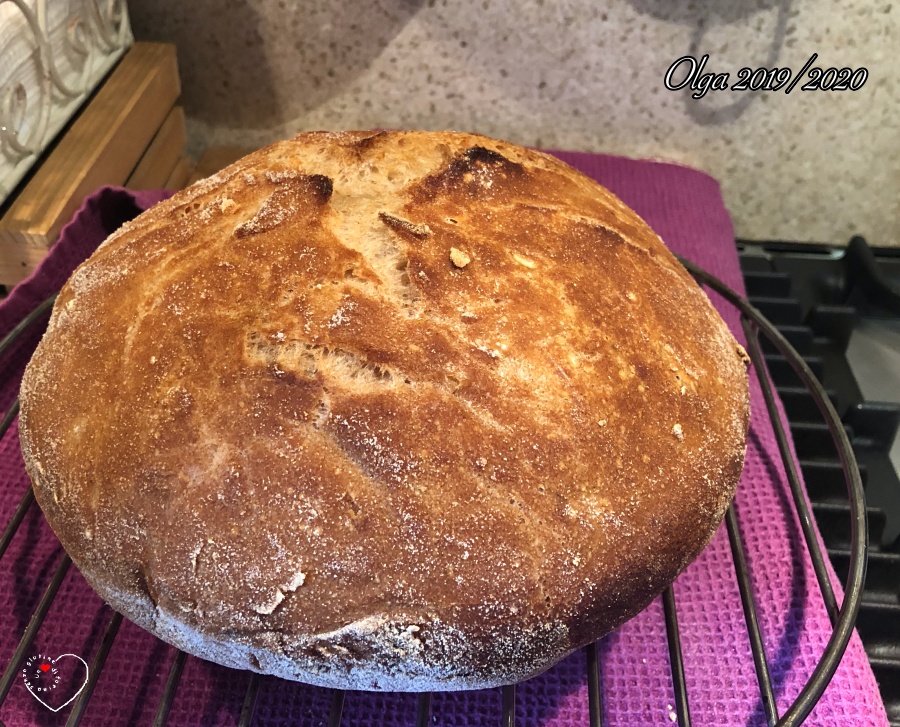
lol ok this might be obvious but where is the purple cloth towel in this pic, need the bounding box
[0,155,888,726]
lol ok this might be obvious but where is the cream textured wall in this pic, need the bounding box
[128,0,899,246]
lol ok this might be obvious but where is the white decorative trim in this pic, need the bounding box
[0,0,133,204]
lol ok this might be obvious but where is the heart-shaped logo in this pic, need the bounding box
[21,653,89,713]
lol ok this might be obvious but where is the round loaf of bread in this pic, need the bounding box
[20,130,749,691]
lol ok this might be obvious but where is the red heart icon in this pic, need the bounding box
[40,664,50,672]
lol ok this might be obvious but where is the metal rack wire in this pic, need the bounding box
[0,261,868,727]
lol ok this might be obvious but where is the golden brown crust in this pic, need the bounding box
[19,130,749,690]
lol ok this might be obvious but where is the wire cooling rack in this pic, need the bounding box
[0,260,868,727]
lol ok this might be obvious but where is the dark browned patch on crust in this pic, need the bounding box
[236,174,333,238]
[306,174,334,202]
[413,146,526,202]
[452,146,524,179]
[351,131,389,151]
[378,212,431,240]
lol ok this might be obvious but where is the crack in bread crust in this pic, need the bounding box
[19,130,750,691]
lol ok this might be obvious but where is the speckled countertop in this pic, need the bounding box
[128,0,899,246]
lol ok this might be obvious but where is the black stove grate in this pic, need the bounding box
[0,261,869,727]
[738,236,900,726]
